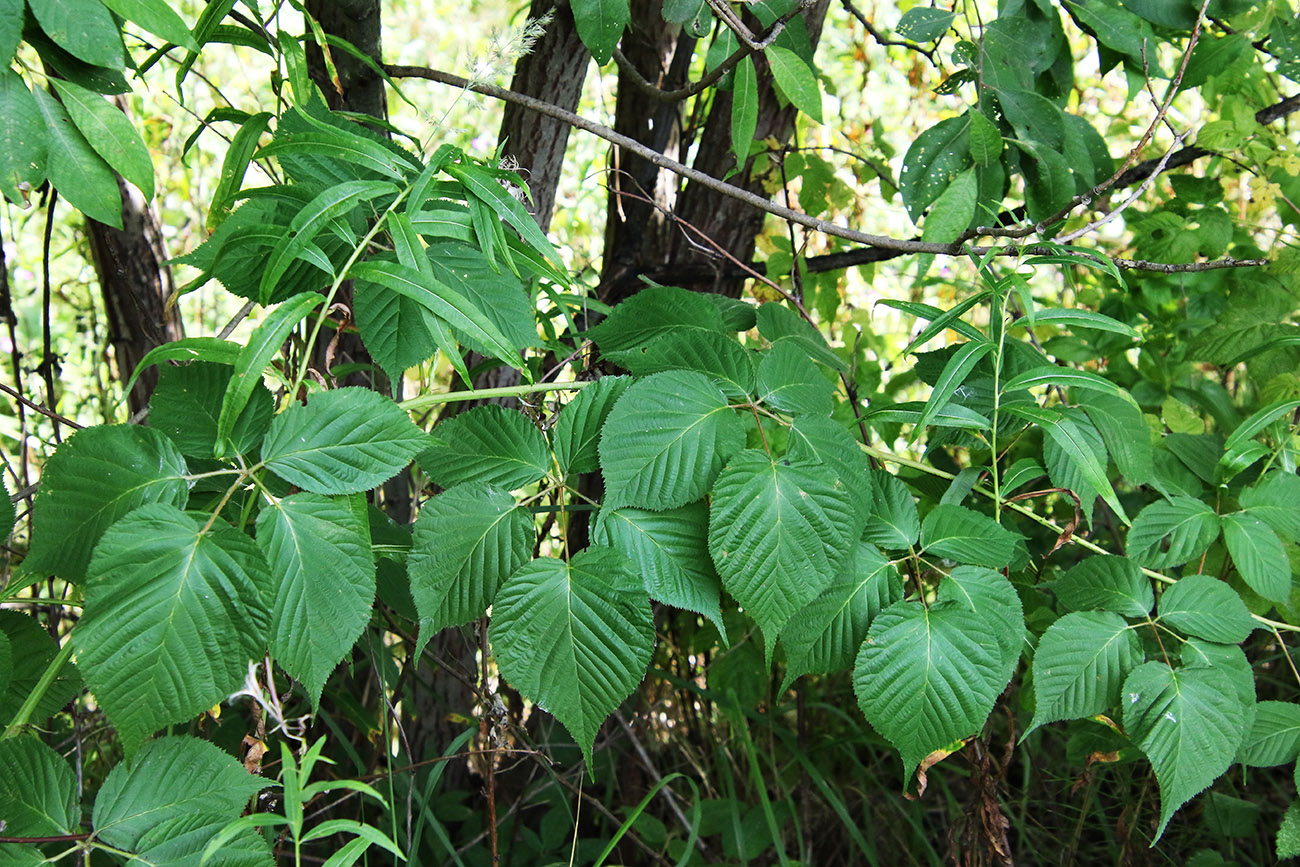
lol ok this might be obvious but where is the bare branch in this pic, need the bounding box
[839,0,936,63]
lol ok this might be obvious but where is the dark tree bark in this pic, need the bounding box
[86,160,183,416]
[305,0,386,122]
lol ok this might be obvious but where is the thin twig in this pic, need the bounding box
[840,0,936,62]
[0,381,83,430]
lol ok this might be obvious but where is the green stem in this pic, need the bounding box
[399,380,590,412]
[3,638,74,738]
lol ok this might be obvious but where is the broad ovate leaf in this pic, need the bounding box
[920,505,1020,568]
[256,493,375,708]
[780,542,902,692]
[92,736,266,852]
[854,597,1008,785]
[24,424,188,583]
[1221,511,1290,603]
[73,505,272,752]
[1127,497,1221,569]
[408,484,534,650]
[937,566,1024,682]
[262,387,429,495]
[787,415,874,523]
[1122,661,1249,840]
[1051,554,1153,617]
[551,377,633,476]
[491,548,654,764]
[0,612,82,724]
[600,370,745,510]
[1157,574,1256,644]
[863,470,919,549]
[1239,471,1300,541]
[1026,611,1142,735]
[593,502,726,639]
[570,0,629,64]
[149,361,274,459]
[1238,701,1300,768]
[419,404,550,492]
[756,340,835,416]
[709,450,858,658]
[0,736,78,836]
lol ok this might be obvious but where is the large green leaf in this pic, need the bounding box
[1238,701,1300,768]
[600,371,745,510]
[1080,389,1154,484]
[419,404,549,491]
[588,285,726,355]
[552,377,633,476]
[0,612,82,724]
[1127,497,1221,569]
[1052,554,1153,617]
[262,387,430,495]
[920,505,1020,568]
[1157,574,1256,644]
[780,542,902,692]
[149,361,274,459]
[755,303,845,372]
[787,415,874,523]
[0,0,20,62]
[1239,471,1300,541]
[0,736,78,836]
[92,736,266,851]
[756,340,834,416]
[491,548,654,764]
[408,484,533,648]
[863,469,920,549]
[937,566,1024,682]
[0,70,48,205]
[900,114,972,222]
[1122,662,1249,840]
[98,0,198,49]
[731,55,758,164]
[1026,611,1142,735]
[613,330,756,398]
[132,813,273,867]
[1221,511,1290,603]
[593,502,726,639]
[766,45,823,123]
[32,86,122,227]
[424,241,539,354]
[24,424,188,582]
[854,597,1008,784]
[256,493,375,708]
[353,277,440,384]
[28,0,124,68]
[53,77,154,199]
[570,0,630,64]
[708,450,858,658]
[73,505,272,751]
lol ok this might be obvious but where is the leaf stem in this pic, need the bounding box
[3,637,74,738]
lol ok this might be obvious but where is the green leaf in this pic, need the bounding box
[1279,800,1300,860]
[588,285,726,354]
[757,340,834,416]
[1239,701,1300,768]
[780,542,902,691]
[24,424,188,582]
[150,362,274,459]
[208,112,272,229]
[1079,391,1153,484]
[0,736,79,836]
[766,45,823,123]
[53,77,154,200]
[863,470,919,549]
[570,0,629,64]
[263,387,430,495]
[444,161,567,279]
[708,450,858,659]
[424,241,539,355]
[1002,365,1135,403]
[1127,497,1221,569]
[552,377,633,476]
[1239,472,1300,541]
[1220,399,1300,476]
[0,70,48,205]
[854,597,1008,784]
[419,404,549,491]
[123,337,243,397]
[93,736,266,851]
[1052,554,1153,617]
[134,813,273,867]
[864,401,991,430]
[593,502,727,640]
[612,330,756,398]
[755,302,846,371]
[920,504,1020,568]
[350,260,521,368]
[1020,307,1140,339]
[28,0,124,67]
[900,115,972,222]
[787,415,874,523]
[1221,512,1290,604]
[0,0,20,62]
[72,505,272,752]
[919,166,976,244]
[912,340,991,438]
[899,291,992,356]
[937,566,1024,682]
[0,612,82,724]
[256,493,375,708]
[492,548,654,765]
[896,7,956,41]
[968,110,1002,166]
[32,86,122,227]
[1026,611,1142,735]
[1006,404,1130,524]
[1122,662,1249,840]
[217,292,322,453]
[1158,574,1256,644]
[408,484,533,647]
[1042,408,1106,527]
[600,371,745,510]
[98,0,198,49]
[0,477,14,544]
[731,55,758,165]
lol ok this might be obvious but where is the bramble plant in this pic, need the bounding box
[1,0,1300,863]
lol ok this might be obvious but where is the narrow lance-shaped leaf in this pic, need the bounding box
[27,0,124,68]
[53,77,154,200]
[491,547,654,765]
[0,69,48,205]
[98,0,199,49]
[766,45,823,123]
[33,86,122,228]
[911,340,991,439]
[1006,404,1130,524]
[208,112,272,229]
[731,55,758,164]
